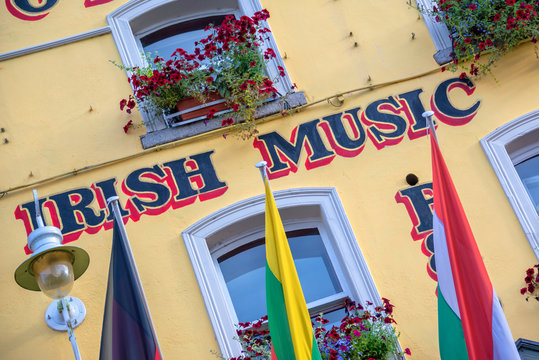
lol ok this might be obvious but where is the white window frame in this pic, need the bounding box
[182,187,381,357]
[414,0,453,64]
[481,110,539,260]
[107,0,292,132]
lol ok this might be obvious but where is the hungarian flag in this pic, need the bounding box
[99,220,162,360]
[431,134,519,360]
[264,175,322,360]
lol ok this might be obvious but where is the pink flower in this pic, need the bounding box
[353,330,361,337]
[405,348,412,355]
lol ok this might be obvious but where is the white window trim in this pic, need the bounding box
[182,187,381,357]
[107,0,293,132]
[480,110,539,260]
[414,0,453,64]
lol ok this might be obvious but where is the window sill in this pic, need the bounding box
[140,91,307,149]
[433,47,453,65]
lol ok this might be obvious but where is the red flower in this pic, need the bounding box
[120,99,127,110]
[206,76,214,83]
[521,287,528,294]
[528,284,536,293]
[468,4,477,10]
[478,42,486,50]
[486,39,493,47]
[527,268,535,276]
[459,72,467,80]
[441,66,446,72]
[405,348,412,355]
[232,103,240,112]
[525,276,533,284]
[278,65,286,77]
[206,108,217,119]
[123,120,133,134]
[493,13,501,21]
[249,61,257,67]
[464,38,472,44]
[264,48,276,59]
[505,0,515,5]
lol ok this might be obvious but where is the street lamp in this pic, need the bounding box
[14,190,90,360]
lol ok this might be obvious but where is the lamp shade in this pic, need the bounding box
[14,225,89,292]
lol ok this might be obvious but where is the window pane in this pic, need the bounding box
[515,155,539,214]
[218,229,343,323]
[140,15,229,59]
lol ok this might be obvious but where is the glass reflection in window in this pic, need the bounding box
[140,15,230,59]
[218,228,342,323]
[515,154,539,214]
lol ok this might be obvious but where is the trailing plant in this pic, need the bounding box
[520,264,539,302]
[216,298,411,360]
[421,0,539,77]
[115,10,290,138]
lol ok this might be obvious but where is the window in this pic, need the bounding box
[107,0,298,140]
[216,227,347,324]
[515,155,539,214]
[481,110,539,259]
[139,14,232,61]
[182,187,381,357]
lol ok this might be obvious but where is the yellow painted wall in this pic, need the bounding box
[1,0,538,359]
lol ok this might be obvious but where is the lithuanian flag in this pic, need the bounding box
[264,176,322,360]
[430,133,519,360]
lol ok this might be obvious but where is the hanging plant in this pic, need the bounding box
[215,298,411,360]
[520,264,539,302]
[422,0,539,77]
[114,9,291,138]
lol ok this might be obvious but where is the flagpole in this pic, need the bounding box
[255,161,268,182]
[106,196,163,360]
[422,110,438,143]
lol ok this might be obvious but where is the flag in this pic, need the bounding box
[99,219,162,360]
[430,133,519,360]
[263,175,322,360]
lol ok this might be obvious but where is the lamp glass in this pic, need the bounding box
[32,251,74,299]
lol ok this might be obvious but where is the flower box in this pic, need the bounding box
[175,92,231,122]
